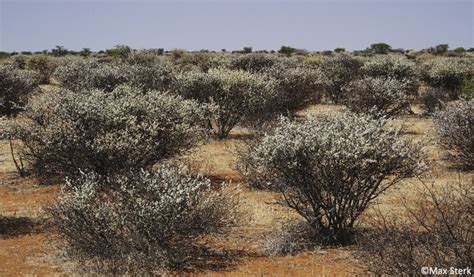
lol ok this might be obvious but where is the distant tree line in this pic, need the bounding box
[1,43,472,61]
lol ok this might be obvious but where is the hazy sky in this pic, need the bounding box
[0,0,472,52]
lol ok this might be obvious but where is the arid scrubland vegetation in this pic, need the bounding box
[0,44,473,275]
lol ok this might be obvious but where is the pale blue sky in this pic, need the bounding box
[0,0,472,52]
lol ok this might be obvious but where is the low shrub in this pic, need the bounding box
[362,54,418,93]
[264,65,323,112]
[53,60,131,92]
[125,50,164,66]
[128,64,176,92]
[433,100,474,168]
[229,53,279,73]
[317,54,363,103]
[0,64,39,116]
[10,55,28,69]
[173,68,278,138]
[420,87,450,114]
[244,113,424,244]
[173,52,214,72]
[263,221,318,256]
[420,57,473,98]
[358,181,473,275]
[27,54,59,84]
[344,77,416,118]
[48,165,239,274]
[11,85,207,180]
[363,55,417,80]
[460,77,474,100]
[54,59,176,93]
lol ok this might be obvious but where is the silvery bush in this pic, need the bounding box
[363,55,417,79]
[421,57,473,98]
[11,85,207,180]
[229,53,279,73]
[128,63,177,92]
[460,77,474,100]
[172,52,214,72]
[264,64,324,112]
[0,64,39,116]
[420,87,450,114]
[173,68,278,138]
[263,221,318,256]
[125,50,164,66]
[344,77,415,118]
[244,113,424,244]
[54,59,177,93]
[48,165,239,274]
[433,100,474,168]
[317,54,363,103]
[10,55,28,69]
[27,54,59,84]
[362,54,418,94]
[53,60,131,92]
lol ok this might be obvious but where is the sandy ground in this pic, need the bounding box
[0,104,472,276]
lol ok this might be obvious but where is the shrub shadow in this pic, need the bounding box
[0,216,43,239]
[177,246,246,273]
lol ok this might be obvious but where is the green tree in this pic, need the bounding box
[334,48,346,53]
[243,46,253,53]
[0,52,10,60]
[453,47,466,54]
[80,48,92,57]
[51,45,68,57]
[434,44,449,54]
[370,43,392,54]
[155,48,164,55]
[106,44,131,59]
[278,46,296,56]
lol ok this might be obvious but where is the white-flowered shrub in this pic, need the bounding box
[421,58,473,97]
[264,64,324,111]
[362,55,419,93]
[11,85,207,180]
[317,54,363,103]
[263,221,318,256]
[245,113,424,244]
[125,50,164,66]
[48,165,239,274]
[173,68,278,138]
[53,60,131,92]
[433,100,474,168]
[0,64,39,116]
[344,77,415,118]
[229,53,279,72]
[172,52,215,72]
[54,60,177,93]
[27,54,59,84]
[460,77,474,100]
[128,64,176,92]
[208,54,232,70]
[420,87,450,114]
[363,55,417,80]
